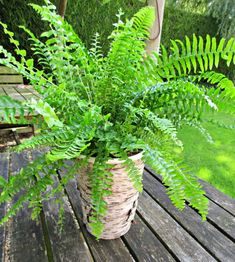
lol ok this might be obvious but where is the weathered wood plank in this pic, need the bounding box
[0,67,18,75]
[199,179,235,216]
[145,166,235,240]
[3,87,26,102]
[16,85,41,99]
[146,166,235,217]
[138,191,216,262]
[123,214,176,262]
[207,200,235,241]
[0,75,23,84]
[15,86,39,100]
[0,84,22,88]
[31,150,93,262]
[64,177,133,262]
[43,195,93,262]
[0,87,6,95]
[143,171,235,261]
[28,88,41,98]
[7,152,48,262]
[0,153,9,262]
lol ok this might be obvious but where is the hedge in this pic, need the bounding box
[0,1,234,79]
[0,0,144,56]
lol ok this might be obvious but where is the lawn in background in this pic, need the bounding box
[178,112,235,199]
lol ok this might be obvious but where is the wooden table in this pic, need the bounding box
[0,85,39,135]
[0,84,40,102]
[0,150,235,262]
[0,66,40,132]
[0,66,39,103]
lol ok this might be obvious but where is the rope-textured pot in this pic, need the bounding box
[78,152,144,239]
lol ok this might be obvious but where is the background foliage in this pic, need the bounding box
[0,0,234,96]
[168,0,235,39]
[0,0,145,56]
[66,0,146,54]
[1,0,233,84]
[161,6,218,48]
[0,0,220,54]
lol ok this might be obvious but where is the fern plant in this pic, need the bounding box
[0,0,235,239]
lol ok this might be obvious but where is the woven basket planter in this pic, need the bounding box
[78,152,144,239]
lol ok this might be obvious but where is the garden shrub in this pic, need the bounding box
[0,1,234,79]
[0,1,220,54]
[161,6,218,48]
[66,0,146,54]
[0,0,145,55]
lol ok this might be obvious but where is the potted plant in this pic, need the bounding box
[0,0,235,239]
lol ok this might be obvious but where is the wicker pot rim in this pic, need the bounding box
[79,151,143,165]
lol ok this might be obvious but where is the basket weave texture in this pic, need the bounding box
[78,152,144,239]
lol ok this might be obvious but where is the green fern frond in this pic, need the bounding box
[204,118,235,130]
[132,6,156,37]
[15,129,66,152]
[206,87,235,115]
[28,99,63,128]
[138,80,218,125]
[193,71,235,91]
[47,137,91,162]
[29,1,90,74]
[143,146,208,219]
[118,150,143,192]
[144,35,235,81]
[143,110,182,146]
[183,119,214,143]
[89,33,103,60]
[127,105,182,146]
[98,7,155,114]
[0,154,53,224]
[0,95,32,124]
[89,154,113,239]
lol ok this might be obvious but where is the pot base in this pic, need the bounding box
[78,152,144,239]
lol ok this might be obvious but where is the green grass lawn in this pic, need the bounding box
[178,112,235,199]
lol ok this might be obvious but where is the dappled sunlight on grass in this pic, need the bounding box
[178,112,235,199]
[216,154,235,172]
[197,167,212,181]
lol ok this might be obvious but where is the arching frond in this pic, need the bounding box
[143,145,208,219]
[143,35,235,81]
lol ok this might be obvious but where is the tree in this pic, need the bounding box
[58,0,68,18]
[146,0,166,54]
[208,0,235,38]
[167,0,235,38]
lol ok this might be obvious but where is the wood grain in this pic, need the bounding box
[138,191,216,262]
[0,87,6,95]
[0,75,23,84]
[207,200,235,241]
[7,152,48,262]
[15,86,40,100]
[199,179,235,216]
[3,87,26,101]
[143,171,235,261]
[0,67,18,75]
[43,195,93,262]
[123,214,176,262]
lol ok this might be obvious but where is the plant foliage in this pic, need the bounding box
[0,0,235,239]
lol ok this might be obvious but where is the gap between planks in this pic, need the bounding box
[144,167,235,242]
[143,170,235,261]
